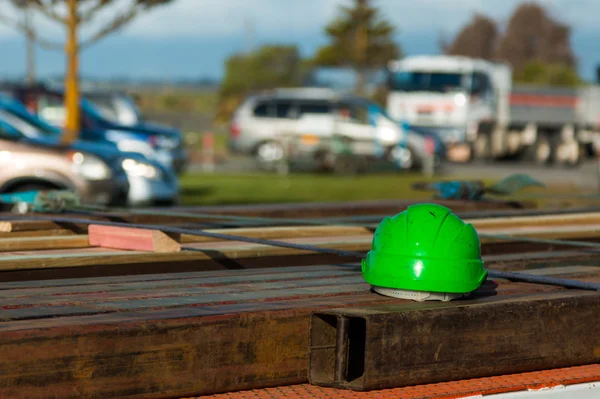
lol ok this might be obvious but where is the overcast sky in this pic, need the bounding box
[0,0,597,80]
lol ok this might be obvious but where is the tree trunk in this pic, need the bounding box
[356,68,367,96]
[62,0,80,144]
[24,7,35,84]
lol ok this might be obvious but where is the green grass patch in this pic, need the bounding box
[180,172,461,206]
[179,171,594,207]
[135,89,218,116]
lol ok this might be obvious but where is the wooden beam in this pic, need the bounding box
[88,225,181,253]
[0,235,89,252]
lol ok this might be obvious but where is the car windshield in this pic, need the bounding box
[82,97,114,125]
[0,108,60,138]
[86,94,142,126]
[390,71,465,93]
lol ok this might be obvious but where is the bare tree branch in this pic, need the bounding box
[79,0,173,50]
[0,9,62,50]
[79,0,117,23]
[27,0,68,25]
[79,4,140,50]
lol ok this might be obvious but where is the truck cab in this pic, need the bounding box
[386,55,511,146]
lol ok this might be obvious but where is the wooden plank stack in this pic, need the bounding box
[0,199,598,398]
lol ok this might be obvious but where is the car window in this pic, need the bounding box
[0,109,41,137]
[0,119,22,140]
[297,101,331,116]
[274,100,293,118]
[253,101,270,117]
[36,95,66,127]
[336,102,370,125]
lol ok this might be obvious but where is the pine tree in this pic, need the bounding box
[314,0,401,94]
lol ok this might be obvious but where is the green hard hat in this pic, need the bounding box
[361,203,487,294]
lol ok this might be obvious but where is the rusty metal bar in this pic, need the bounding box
[309,292,600,391]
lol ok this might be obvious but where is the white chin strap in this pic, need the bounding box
[373,286,467,302]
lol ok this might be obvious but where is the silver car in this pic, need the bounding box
[228,88,440,170]
[0,101,179,207]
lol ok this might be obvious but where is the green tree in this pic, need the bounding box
[515,60,581,86]
[313,0,401,95]
[443,13,498,60]
[496,3,576,75]
[216,45,304,122]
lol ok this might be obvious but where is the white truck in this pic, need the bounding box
[386,55,600,167]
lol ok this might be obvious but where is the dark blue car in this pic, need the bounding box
[5,85,188,174]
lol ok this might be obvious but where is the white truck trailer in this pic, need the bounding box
[386,55,600,167]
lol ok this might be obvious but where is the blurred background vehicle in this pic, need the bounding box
[386,55,600,167]
[229,88,444,172]
[0,120,129,207]
[0,95,179,207]
[82,90,143,127]
[1,84,189,175]
[0,0,598,206]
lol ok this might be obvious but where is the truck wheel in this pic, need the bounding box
[389,145,416,170]
[556,142,583,168]
[472,134,491,161]
[532,135,553,165]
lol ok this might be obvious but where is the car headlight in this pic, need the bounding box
[377,126,399,142]
[105,130,156,159]
[69,151,112,180]
[122,158,161,180]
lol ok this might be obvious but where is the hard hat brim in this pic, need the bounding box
[362,251,487,294]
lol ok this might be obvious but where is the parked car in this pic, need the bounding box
[2,84,188,174]
[229,88,445,171]
[0,120,129,207]
[0,96,179,207]
[83,90,143,127]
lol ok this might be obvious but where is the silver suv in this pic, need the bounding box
[228,88,438,170]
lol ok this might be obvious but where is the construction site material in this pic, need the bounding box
[1,210,600,283]
[88,225,181,253]
[189,364,600,399]
[2,202,600,398]
[309,292,600,391]
[1,264,598,399]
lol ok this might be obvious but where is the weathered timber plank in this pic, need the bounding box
[0,275,366,312]
[308,291,600,391]
[0,229,77,238]
[0,265,360,290]
[180,225,372,243]
[0,235,90,252]
[0,268,360,298]
[0,220,88,233]
[0,229,597,272]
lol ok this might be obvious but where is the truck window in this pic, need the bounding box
[471,72,491,96]
[389,71,465,93]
